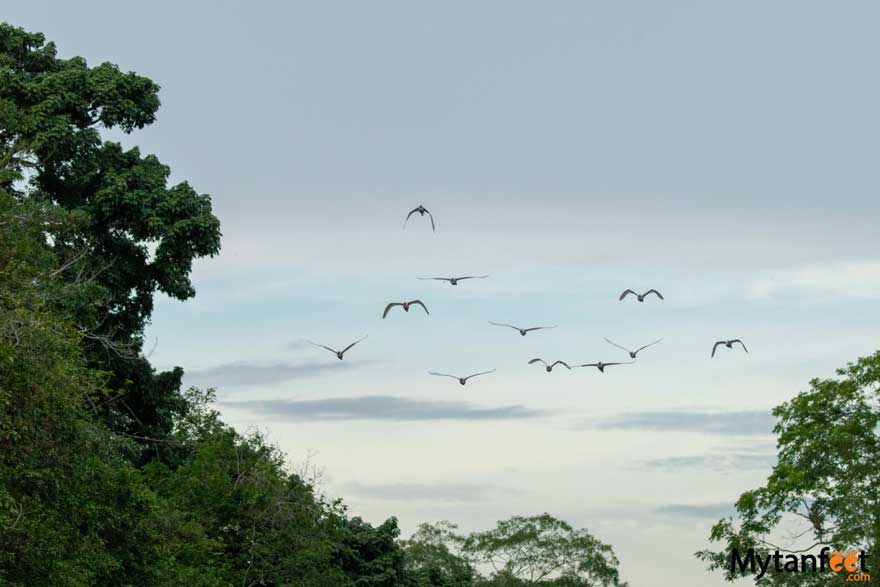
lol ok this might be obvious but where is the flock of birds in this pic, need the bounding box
[307,205,749,385]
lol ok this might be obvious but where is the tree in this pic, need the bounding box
[0,191,400,586]
[145,391,350,587]
[337,516,409,587]
[401,522,475,587]
[0,22,219,336]
[462,514,628,586]
[0,192,225,587]
[698,351,880,584]
[0,21,221,449]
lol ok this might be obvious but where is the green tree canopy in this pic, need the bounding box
[404,514,627,587]
[0,191,226,587]
[401,522,475,587]
[0,22,219,334]
[698,351,880,585]
[0,21,221,450]
[0,190,411,587]
[337,515,408,587]
[465,514,627,586]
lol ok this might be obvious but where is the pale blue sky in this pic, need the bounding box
[8,2,880,585]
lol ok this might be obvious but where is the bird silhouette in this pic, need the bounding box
[604,337,663,359]
[404,205,435,231]
[711,339,748,357]
[307,335,368,360]
[490,322,557,336]
[574,361,634,372]
[528,358,571,372]
[619,289,664,302]
[429,369,496,386]
[382,300,430,319]
[418,275,488,286]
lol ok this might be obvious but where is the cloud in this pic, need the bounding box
[587,410,775,436]
[283,339,313,351]
[748,259,880,299]
[185,360,362,387]
[643,452,776,472]
[655,503,735,519]
[344,481,520,502]
[223,395,547,421]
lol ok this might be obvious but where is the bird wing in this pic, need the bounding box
[524,325,557,332]
[603,362,634,367]
[428,372,458,379]
[340,335,369,355]
[382,303,401,318]
[403,207,420,228]
[731,339,749,353]
[644,289,664,300]
[490,322,519,330]
[619,289,636,300]
[634,338,663,354]
[574,363,599,368]
[528,358,547,366]
[463,369,495,381]
[409,300,430,315]
[307,340,337,354]
[456,275,489,281]
[551,361,571,370]
[711,341,724,357]
[417,277,450,281]
[426,209,435,231]
[604,338,632,354]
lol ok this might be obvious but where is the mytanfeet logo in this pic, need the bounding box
[731,548,871,582]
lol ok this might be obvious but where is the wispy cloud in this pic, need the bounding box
[586,410,775,436]
[185,360,363,387]
[643,452,776,472]
[283,339,313,351]
[223,395,547,421]
[655,503,735,519]
[344,481,520,502]
[748,259,880,299]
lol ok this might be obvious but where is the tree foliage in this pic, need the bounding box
[462,514,628,587]
[0,191,223,587]
[400,516,628,587]
[0,188,414,586]
[697,351,880,585]
[402,522,475,587]
[1,21,221,453]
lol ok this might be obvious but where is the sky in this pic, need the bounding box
[7,2,880,585]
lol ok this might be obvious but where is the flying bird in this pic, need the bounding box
[619,289,664,302]
[418,275,488,286]
[307,335,368,360]
[574,361,634,373]
[604,338,663,359]
[490,322,557,336]
[404,205,435,231]
[711,339,748,357]
[382,300,430,318]
[429,369,496,386]
[528,358,571,372]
